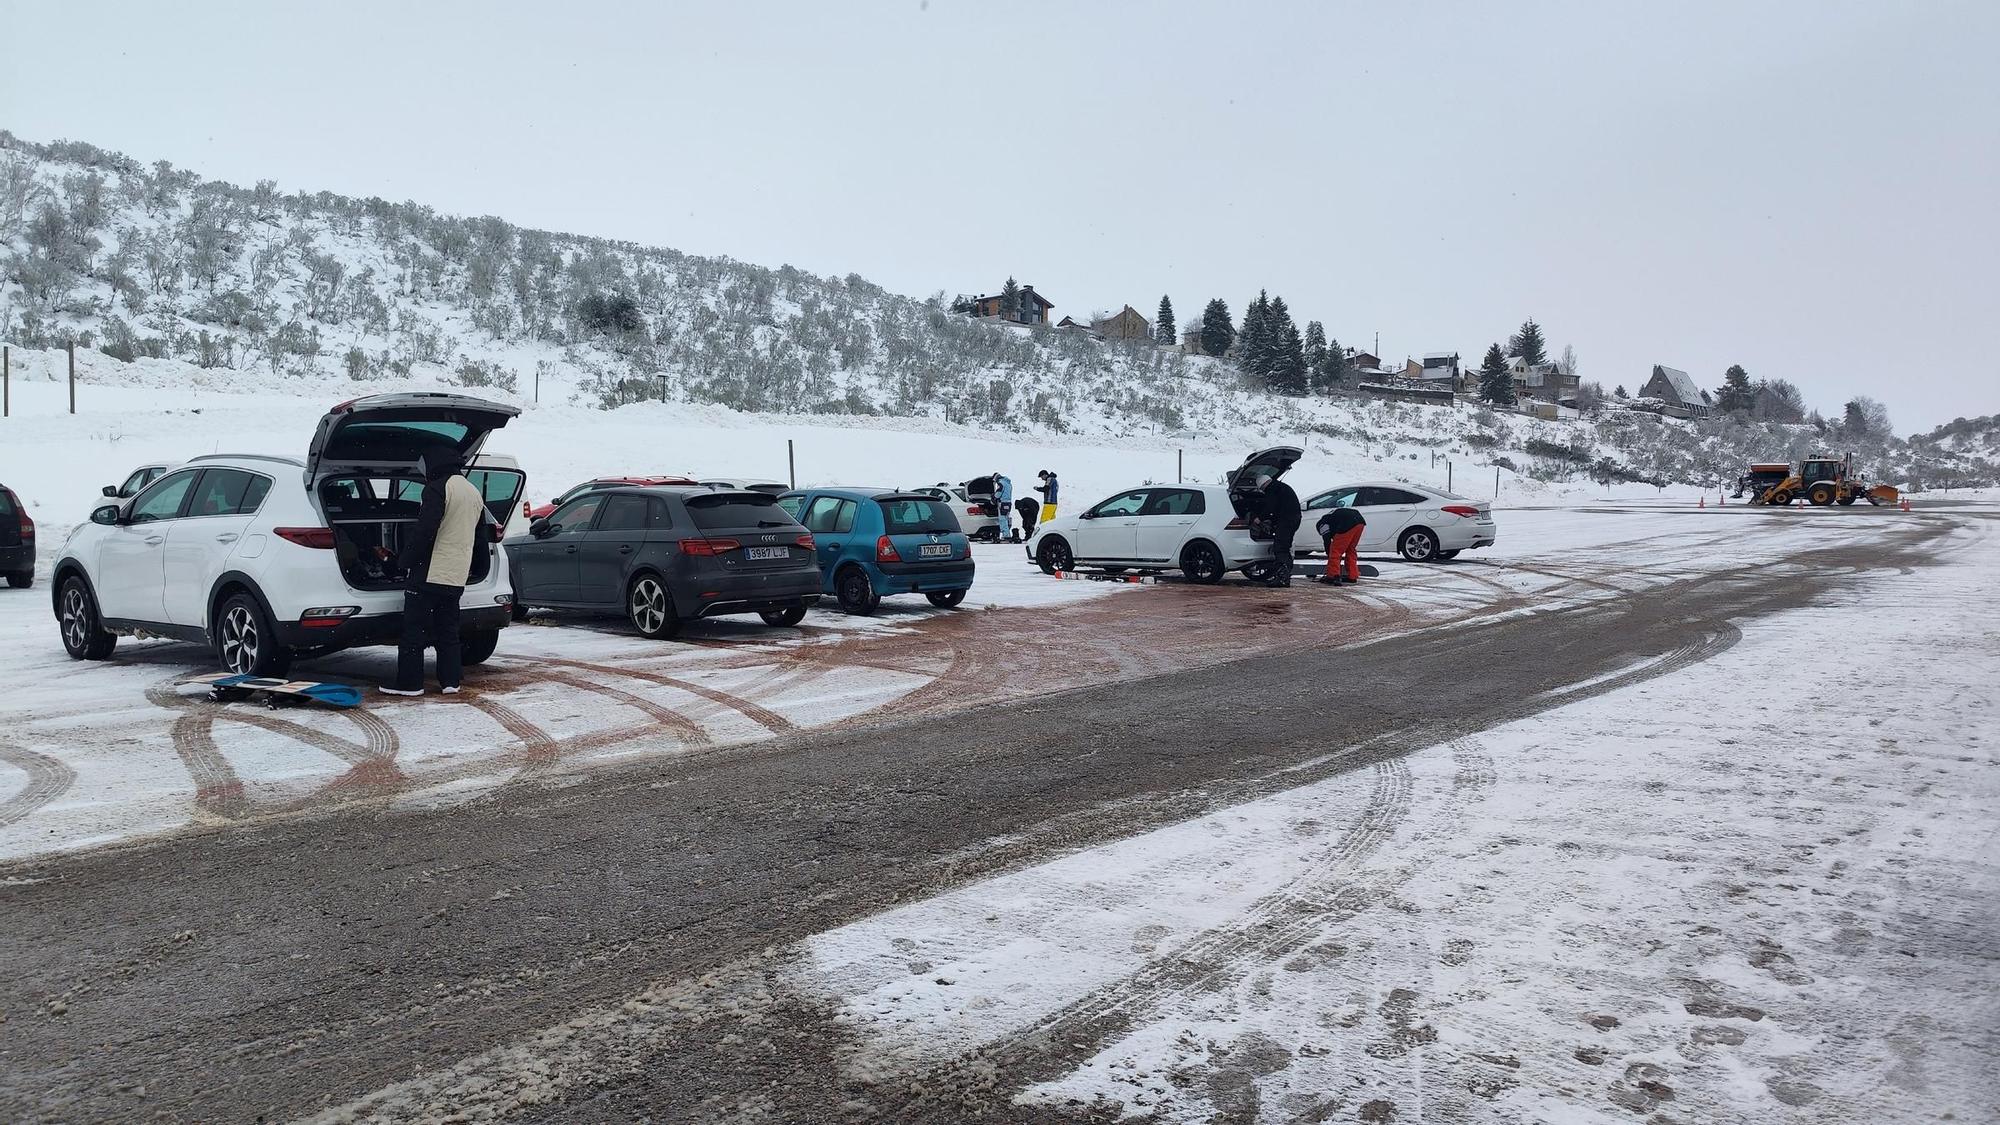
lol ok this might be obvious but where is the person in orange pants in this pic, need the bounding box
[1316,504,1366,586]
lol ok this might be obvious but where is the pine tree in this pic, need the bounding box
[1714,364,1754,413]
[1318,335,1351,391]
[1199,298,1234,358]
[1479,343,1514,405]
[1155,295,1176,345]
[1615,383,1628,398]
[1267,295,1306,394]
[1239,290,1271,378]
[1302,320,1327,388]
[1510,318,1548,366]
[999,276,1021,322]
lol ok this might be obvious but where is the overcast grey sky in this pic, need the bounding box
[4,0,1995,430]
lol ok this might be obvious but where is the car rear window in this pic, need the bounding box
[0,488,15,517]
[878,497,961,534]
[686,492,797,531]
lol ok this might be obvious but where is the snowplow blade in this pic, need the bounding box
[1866,485,1900,505]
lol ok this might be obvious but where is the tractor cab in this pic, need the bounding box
[1799,457,1847,486]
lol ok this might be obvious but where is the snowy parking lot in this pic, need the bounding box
[3,499,1995,1124]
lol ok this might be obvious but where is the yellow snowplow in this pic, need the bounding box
[1742,453,1899,507]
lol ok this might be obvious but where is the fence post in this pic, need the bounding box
[788,439,796,489]
[1495,465,1501,499]
[533,364,539,404]
[68,340,76,414]
[1177,449,1183,483]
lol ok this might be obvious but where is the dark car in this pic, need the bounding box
[0,483,33,588]
[506,487,821,638]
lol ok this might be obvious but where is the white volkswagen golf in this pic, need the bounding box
[52,394,526,676]
[1290,481,1498,561]
[1026,447,1302,582]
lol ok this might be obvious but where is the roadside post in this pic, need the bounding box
[68,340,76,414]
[788,439,796,489]
[3,345,9,417]
[1495,465,1501,500]
[1177,449,1183,483]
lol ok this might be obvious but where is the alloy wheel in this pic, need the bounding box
[220,605,259,673]
[629,577,669,635]
[61,586,89,652]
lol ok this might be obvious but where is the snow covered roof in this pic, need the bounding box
[1422,352,1458,363]
[1652,365,1704,405]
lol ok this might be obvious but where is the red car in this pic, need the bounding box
[524,475,698,521]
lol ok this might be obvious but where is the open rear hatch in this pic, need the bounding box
[307,394,521,590]
[1226,446,1304,515]
[307,393,521,479]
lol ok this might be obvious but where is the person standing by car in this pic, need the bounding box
[993,471,1014,542]
[384,447,486,697]
[1014,495,1040,538]
[1253,472,1301,587]
[1035,469,1059,521]
[1316,502,1365,586]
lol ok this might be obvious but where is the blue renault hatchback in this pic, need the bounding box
[778,488,975,614]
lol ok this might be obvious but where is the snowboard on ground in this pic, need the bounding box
[1244,562,1381,582]
[184,672,364,709]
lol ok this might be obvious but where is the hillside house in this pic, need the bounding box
[1419,352,1464,390]
[1181,328,1205,355]
[1641,364,1713,418]
[1508,355,1579,404]
[1056,315,1095,335]
[971,285,1054,326]
[1091,305,1152,341]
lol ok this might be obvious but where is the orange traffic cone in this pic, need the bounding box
[1698,495,1706,509]
[1900,497,1911,512]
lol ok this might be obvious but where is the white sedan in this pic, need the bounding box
[1026,447,1302,583]
[1292,481,1498,561]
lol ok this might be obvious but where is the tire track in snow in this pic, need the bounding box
[0,739,77,828]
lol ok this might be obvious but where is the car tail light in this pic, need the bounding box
[1224,516,1248,530]
[1440,505,1481,517]
[16,509,32,541]
[275,526,337,549]
[795,534,815,550]
[680,537,741,557]
[521,500,531,518]
[876,535,902,562]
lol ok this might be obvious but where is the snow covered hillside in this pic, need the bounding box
[1,132,1993,491]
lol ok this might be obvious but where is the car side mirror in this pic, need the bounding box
[102,485,119,497]
[529,519,555,538]
[91,504,122,526]
[1078,510,1096,520]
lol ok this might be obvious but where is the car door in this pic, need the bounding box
[165,468,271,626]
[1133,488,1205,562]
[578,493,652,607]
[1298,487,1360,553]
[1355,487,1421,550]
[1072,489,1147,561]
[513,493,606,605]
[96,467,198,622]
[801,495,857,581]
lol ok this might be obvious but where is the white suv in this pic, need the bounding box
[52,394,525,676]
[1026,447,1302,582]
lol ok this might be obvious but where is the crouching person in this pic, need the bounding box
[382,447,485,697]
[1317,503,1365,586]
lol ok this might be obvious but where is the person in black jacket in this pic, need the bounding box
[1316,503,1366,585]
[1253,473,1301,587]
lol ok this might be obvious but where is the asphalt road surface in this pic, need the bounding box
[0,518,1954,1124]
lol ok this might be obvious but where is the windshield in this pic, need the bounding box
[686,492,795,530]
[879,498,961,534]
